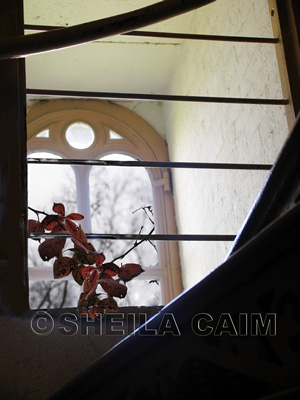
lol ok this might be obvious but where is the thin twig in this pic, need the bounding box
[132,205,155,225]
[110,227,155,264]
[59,281,69,308]
[148,239,158,252]
[28,206,48,221]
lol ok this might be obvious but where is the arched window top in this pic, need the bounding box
[27,99,168,174]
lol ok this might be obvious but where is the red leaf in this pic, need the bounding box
[83,269,98,298]
[80,265,96,279]
[100,278,127,298]
[89,269,99,287]
[41,214,62,230]
[53,256,77,279]
[51,224,67,234]
[66,221,87,246]
[28,219,45,234]
[99,297,118,312]
[72,246,95,264]
[118,263,144,282]
[72,266,84,286]
[95,252,105,267]
[66,213,84,221]
[77,295,89,317]
[71,238,89,254]
[90,305,104,320]
[75,225,88,245]
[100,272,114,282]
[65,218,79,235]
[38,237,66,261]
[99,262,119,277]
[53,202,65,217]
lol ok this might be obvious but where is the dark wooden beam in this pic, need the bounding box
[0,0,29,315]
[276,0,300,116]
[0,0,215,59]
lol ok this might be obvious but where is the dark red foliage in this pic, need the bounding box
[118,263,144,282]
[38,237,66,261]
[28,219,45,234]
[53,202,65,217]
[100,276,128,298]
[29,202,145,317]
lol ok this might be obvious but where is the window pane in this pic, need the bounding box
[89,154,160,306]
[36,129,50,138]
[109,130,123,140]
[89,154,157,263]
[27,152,76,211]
[118,279,162,307]
[65,122,95,149]
[28,151,78,309]
[29,280,82,309]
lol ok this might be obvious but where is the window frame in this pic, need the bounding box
[27,99,183,305]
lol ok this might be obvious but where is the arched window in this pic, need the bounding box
[27,99,183,307]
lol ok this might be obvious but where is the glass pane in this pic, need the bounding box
[118,279,162,307]
[65,122,95,149]
[28,152,77,212]
[89,154,157,265]
[89,154,159,306]
[28,151,78,309]
[36,129,50,138]
[109,130,123,140]
[29,280,82,309]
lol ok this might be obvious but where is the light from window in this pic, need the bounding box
[89,153,161,306]
[65,122,95,149]
[28,151,78,309]
[29,280,82,309]
[109,130,123,140]
[36,129,50,138]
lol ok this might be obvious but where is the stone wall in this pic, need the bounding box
[164,0,290,288]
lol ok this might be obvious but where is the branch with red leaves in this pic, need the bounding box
[28,202,145,319]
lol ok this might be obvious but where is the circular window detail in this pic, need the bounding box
[65,122,95,149]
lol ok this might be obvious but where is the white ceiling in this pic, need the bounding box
[24,0,194,31]
[24,0,196,95]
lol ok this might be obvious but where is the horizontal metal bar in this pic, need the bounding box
[27,158,273,171]
[0,0,215,59]
[126,31,279,44]
[24,25,279,44]
[29,232,236,241]
[26,88,289,106]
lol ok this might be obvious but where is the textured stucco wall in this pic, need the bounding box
[164,0,290,289]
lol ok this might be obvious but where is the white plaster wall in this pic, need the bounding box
[24,0,193,32]
[164,0,290,289]
[115,100,167,140]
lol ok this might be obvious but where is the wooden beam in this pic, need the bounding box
[0,0,29,315]
[0,0,215,59]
